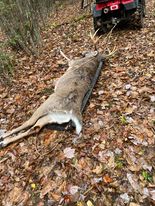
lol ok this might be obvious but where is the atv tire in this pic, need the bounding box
[93,17,107,34]
[141,0,146,17]
[135,3,144,28]
[93,17,101,33]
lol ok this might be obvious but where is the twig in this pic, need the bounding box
[83,185,94,195]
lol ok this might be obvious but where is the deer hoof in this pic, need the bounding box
[0,137,5,148]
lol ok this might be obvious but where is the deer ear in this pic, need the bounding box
[82,51,98,58]
[81,51,89,57]
[94,51,98,56]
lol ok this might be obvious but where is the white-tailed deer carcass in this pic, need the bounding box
[0,49,105,148]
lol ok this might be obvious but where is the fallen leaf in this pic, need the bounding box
[149,189,155,201]
[129,202,140,206]
[77,202,84,206]
[150,95,155,102]
[103,174,113,183]
[92,164,103,174]
[120,193,130,203]
[87,200,94,206]
[64,147,75,159]
[125,84,131,90]
[3,187,23,205]
[50,192,61,201]
[127,173,142,193]
[69,185,79,195]
[40,181,54,198]
[125,107,135,114]
[6,108,15,114]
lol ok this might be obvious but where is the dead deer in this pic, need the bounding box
[0,31,116,148]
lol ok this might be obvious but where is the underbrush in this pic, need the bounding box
[0,48,14,84]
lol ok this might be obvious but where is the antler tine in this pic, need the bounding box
[90,29,102,50]
[104,23,117,44]
[89,32,94,42]
[101,23,118,58]
[92,29,100,38]
[106,46,117,58]
[59,49,71,62]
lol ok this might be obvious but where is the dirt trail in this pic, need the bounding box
[0,0,154,205]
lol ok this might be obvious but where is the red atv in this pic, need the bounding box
[92,0,146,32]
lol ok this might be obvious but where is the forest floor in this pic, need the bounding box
[0,0,155,206]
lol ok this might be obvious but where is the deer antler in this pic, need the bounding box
[89,25,117,59]
[60,49,71,62]
[89,29,101,50]
[104,46,117,59]
[102,24,117,59]
[90,22,117,53]
[103,23,117,45]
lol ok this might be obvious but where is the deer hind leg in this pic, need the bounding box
[0,114,52,148]
[1,114,44,140]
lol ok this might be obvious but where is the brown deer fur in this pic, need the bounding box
[0,51,104,147]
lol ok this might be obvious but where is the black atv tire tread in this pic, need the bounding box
[135,3,144,29]
[93,17,107,34]
[93,17,101,33]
